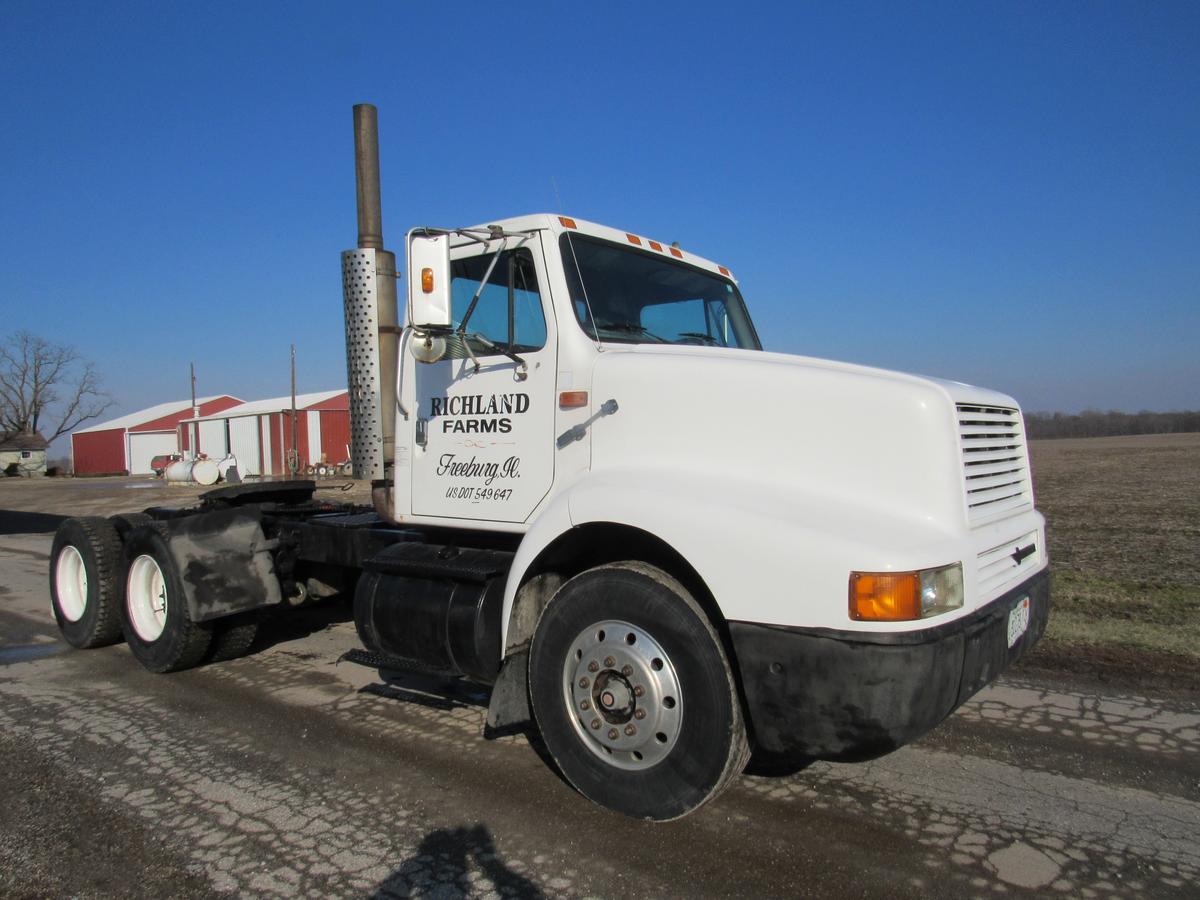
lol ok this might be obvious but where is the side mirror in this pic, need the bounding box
[406,231,452,329]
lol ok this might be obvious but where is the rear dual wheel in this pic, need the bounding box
[50,517,125,648]
[121,526,212,673]
[529,562,749,820]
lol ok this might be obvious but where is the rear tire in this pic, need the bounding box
[120,525,212,673]
[49,517,125,648]
[528,562,749,820]
[206,615,259,663]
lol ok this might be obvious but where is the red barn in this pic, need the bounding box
[72,395,243,476]
[180,390,349,477]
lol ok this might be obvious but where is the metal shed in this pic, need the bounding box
[180,390,350,477]
[72,396,243,476]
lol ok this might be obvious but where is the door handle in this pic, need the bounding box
[416,418,429,448]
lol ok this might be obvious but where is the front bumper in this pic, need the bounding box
[728,568,1049,762]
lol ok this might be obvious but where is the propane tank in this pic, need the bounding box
[191,458,219,485]
[164,459,195,483]
[164,458,220,485]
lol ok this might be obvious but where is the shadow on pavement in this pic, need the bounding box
[0,509,68,536]
[371,823,545,899]
[248,597,356,655]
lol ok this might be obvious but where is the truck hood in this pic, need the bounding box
[587,346,1019,528]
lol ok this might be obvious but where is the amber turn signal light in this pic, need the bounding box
[559,391,589,409]
[421,267,434,293]
[849,572,921,621]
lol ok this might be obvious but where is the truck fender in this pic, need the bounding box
[502,467,965,642]
[500,489,575,652]
[158,508,283,623]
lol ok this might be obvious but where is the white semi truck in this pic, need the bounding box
[49,105,1048,820]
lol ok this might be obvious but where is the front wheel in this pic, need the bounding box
[121,526,212,673]
[529,562,749,820]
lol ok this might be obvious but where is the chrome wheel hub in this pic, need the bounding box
[562,620,682,771]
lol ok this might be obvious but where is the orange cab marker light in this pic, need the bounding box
[559,216,577,229]
[626,233,642,246]
[421,267,434,293]
[648,240,663,252]
[718,265,731,277]
[849,572,921,621]
[669,247,683,258]
[559,391,589,409]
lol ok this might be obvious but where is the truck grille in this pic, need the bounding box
[957,404,1033,524]
[977,529,1041,597]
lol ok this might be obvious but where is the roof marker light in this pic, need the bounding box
[718,265,731,277]
[648,240,663,252]
[669,247,683,258]
[626,234,642,246]
[559,216,577,229]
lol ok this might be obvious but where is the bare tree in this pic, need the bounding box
[0,331,113,441]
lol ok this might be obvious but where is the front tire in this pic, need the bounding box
[529,562,749,820]
[120,525,212,673]
[49,517,125,648]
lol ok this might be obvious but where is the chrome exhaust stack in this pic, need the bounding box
[341,104,401,520]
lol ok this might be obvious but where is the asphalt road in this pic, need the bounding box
[2,527,1198,898]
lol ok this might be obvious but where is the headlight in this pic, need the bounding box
[849,563,964,622]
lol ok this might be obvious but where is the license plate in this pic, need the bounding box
[1006,596,1031,648]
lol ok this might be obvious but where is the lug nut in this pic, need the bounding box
[604,656,616,668]
[588,661,599,673]
[591,719,601,730]
[621,665,633,677]
[624,724,636,736]
[608,729,619,740]
[633,685,645,697]
[579,677,590,689]
[580,700,590,710]
[634,708,646,720]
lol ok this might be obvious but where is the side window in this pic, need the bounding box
[449,249,547,356]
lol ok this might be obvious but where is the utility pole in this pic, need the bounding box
[190,362,198,460]
[289,345,298,476]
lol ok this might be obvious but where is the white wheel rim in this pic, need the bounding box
[127,554,168,642]
[54,546,88,622]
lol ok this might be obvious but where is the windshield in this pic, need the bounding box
[559,234,761,350]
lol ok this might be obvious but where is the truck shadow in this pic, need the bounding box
[248,597,356,654]
[371,823,546,899]
[0,509,69,535]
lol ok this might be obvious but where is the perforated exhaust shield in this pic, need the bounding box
[342,248,385,480]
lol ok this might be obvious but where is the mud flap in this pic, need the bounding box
[162,508,283,622]
[485,647,532,737]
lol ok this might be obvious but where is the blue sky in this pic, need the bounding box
[2,1,1197,449]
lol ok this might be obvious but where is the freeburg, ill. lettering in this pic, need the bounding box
[436,454,521,485]
[430,392,530,434]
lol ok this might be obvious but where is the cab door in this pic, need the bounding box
[409,235,556,524]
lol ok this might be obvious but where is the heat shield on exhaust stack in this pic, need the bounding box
[342,248,388,480]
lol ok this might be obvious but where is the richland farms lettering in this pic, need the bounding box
[429,392,527,503]
[430,392,530,434]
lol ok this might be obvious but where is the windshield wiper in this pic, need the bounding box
[593,321,670,343]
[676,332,720,346]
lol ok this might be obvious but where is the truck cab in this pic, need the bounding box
[353,211,1048,814]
